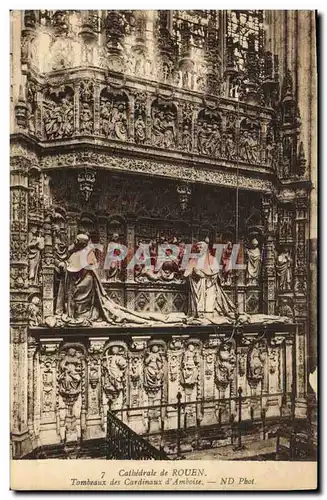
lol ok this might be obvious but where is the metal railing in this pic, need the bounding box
[107,387,297,459]
[106,409,170,460]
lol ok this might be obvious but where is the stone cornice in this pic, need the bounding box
[40,147,274,192]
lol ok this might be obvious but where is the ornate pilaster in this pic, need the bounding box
[10,150,31,457]
[262,192,277,315]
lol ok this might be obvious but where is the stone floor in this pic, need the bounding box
[183,438,277,460]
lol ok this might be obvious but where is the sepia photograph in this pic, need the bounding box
[9,8,318,491]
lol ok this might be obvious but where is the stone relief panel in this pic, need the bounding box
[99,89,129,141]
[150,99,178,149]
[29,326,299,446]
[43,86,74,140]
[196,108,222,157]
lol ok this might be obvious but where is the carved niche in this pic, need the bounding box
[196,108,222,157]
[57,344,86,441]
[43,86,74,140]
[99,89,129,141]
[102,342,128,408]
[223,113,237,161]
[180,340,201,393]
[79,80,94,135]
[247,339,268,389]
[151,99,177,149]
[215,340,236,392]
[179,102,194,153]
[143,340,166,398]
[134,92,147,145]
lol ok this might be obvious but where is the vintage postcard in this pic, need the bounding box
[10,9,317,491]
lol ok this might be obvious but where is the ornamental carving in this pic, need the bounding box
[43,86,74,140]
[215,340,236,391]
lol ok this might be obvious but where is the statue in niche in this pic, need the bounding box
[215,342,236,390]
[29,294,42,326]
[106,233,123,282]
[181,123,192,152]
[52,233,186,326]
[220,241,233,285]
[134,114,146,144]
[247,341,267,386]
[277,297,294,319]
[79,102,93,135]
[102,346,127,402]
[58,348,83,397]
[144,345,164,395]
[276,248,293,290]
[225,132,237,160]
[28,226,44,284]
[181,343,199,389]
[246,238,261,286]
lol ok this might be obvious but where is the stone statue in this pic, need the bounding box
[215,342,236,390]
[246,238,261,285]
[247,341,267,387]
[144,345,164,395]
[58,348,83,397]
[276,248,293,290]
[221,241,233,285]
[181,124,192,152]
[53,233,186,326]
[184,240,236,324]
[135,115,146,143]
[102,346,127,401]
[29,295,42,326]
[106,233,122,282]
[181,343,199,389]
[28,227,44,284]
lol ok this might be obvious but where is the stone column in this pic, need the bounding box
[10,151,31,457]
